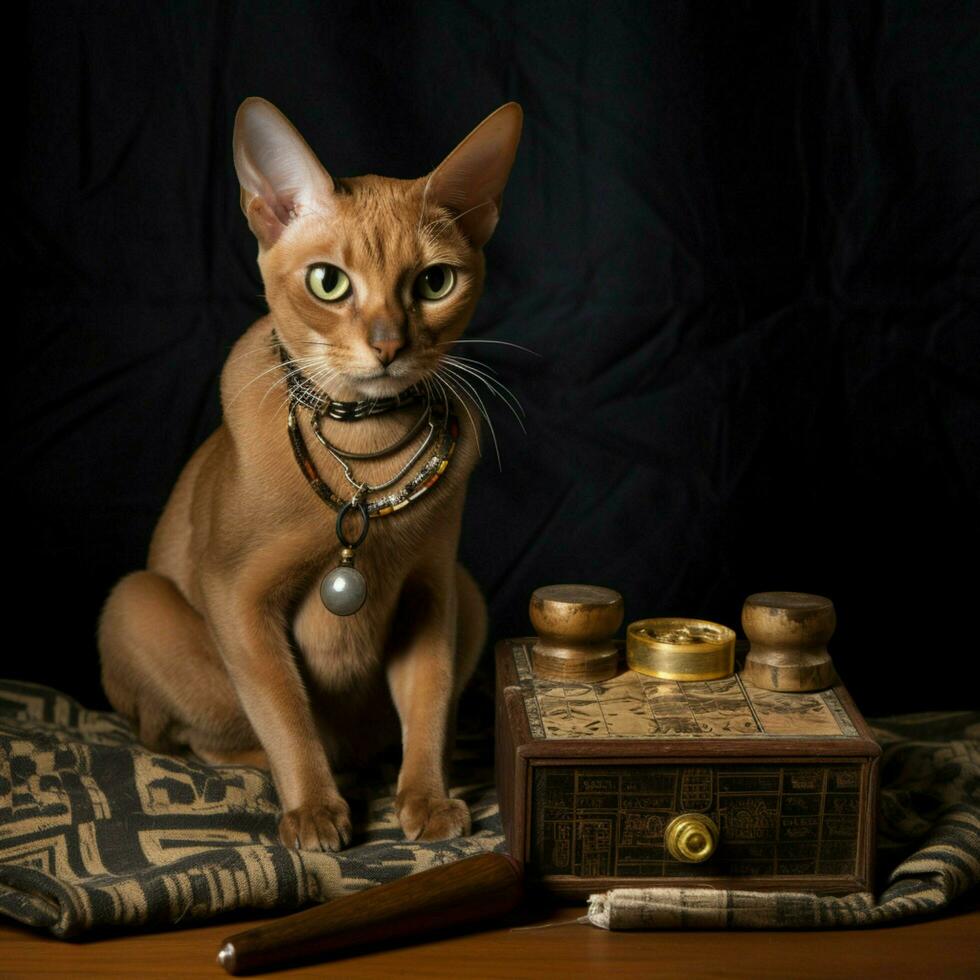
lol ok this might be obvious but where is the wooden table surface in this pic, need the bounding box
[2,890,978,978]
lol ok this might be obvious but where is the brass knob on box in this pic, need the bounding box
[664,813,719,863]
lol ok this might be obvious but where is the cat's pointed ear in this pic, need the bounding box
[422,102,523,250]
[233,97,336,250]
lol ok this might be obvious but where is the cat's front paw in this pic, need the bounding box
[396,792,471,842]
[278,796,352,852]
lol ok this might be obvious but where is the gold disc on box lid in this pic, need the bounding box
[626,617,735,681]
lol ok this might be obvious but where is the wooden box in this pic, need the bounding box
[495,637,880,900]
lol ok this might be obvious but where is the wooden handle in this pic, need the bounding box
[216,851,524,974]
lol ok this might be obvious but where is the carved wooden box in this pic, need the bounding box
[495,637,880,900]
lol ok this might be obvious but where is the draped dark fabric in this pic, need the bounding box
[9,1,979,716]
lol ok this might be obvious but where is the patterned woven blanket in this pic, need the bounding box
[1,681,976,938]
[0,680,506,938]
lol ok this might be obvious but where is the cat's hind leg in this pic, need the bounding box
[97,570,267,767]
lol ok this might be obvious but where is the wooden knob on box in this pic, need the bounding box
[741,591,838,692]
[529,584,623,682]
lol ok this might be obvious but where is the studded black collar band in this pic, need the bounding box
[271,328,428,420]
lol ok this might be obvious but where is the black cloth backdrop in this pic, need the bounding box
[9,1,979,718]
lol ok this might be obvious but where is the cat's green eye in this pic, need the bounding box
[414,264,455,301]
[307,264,351,302]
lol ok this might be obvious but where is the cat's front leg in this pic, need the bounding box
[386,561,485,842]
[200,555,352,852]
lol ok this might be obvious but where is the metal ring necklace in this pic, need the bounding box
[313,383,450,617]
[312,390,432,463]
[311,384,447,494]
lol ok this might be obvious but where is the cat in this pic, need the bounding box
[97,96,523,852]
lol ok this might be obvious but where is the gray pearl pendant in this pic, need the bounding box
[320,563,367,616]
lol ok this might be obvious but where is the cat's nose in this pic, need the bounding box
[371,337,404,366]
[369,314,406,366]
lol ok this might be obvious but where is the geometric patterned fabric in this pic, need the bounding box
[0,679,504,938]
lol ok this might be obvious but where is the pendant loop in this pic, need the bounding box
[336,498,370,549]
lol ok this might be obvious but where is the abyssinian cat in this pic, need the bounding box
[97,96,523,852]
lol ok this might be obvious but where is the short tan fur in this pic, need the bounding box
[97,97,523,851]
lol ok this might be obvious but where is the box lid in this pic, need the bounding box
[497,637,878,753]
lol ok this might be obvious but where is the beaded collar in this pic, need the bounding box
[271,327,460,617]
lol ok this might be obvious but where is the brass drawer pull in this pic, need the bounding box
[665,813,719,863]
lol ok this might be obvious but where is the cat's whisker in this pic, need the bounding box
[293,339,339,349]
[259,367,307,412]
[439,352,500,374]
[442,354,520,404]
[267,367,306,415]
[434,338,542,357]
[421,374,440,424]
[442,355,527,432]
[229,354,324,410]
[440,365,527,435]
[439,363,494,432]
[437,365,503,472]
[305,364,343,403]
[259,356,331,412]
[421,374,450,420]
[441,351,526,419]
[421,375,442,415]
[442,366,504,473]
[223,333,291,366]
[271,361,341,416]
[225,345,276,365]
[301,362,342,401]
[432,371,483,460]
